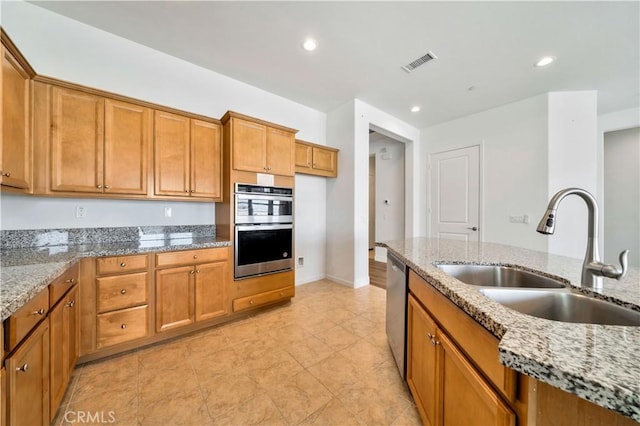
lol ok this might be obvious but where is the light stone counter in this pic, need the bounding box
[0,226,231,322]
[380,237,640,422]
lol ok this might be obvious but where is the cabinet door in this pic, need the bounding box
[49,286,78,422]
[154,111,190,196]
[312,147,337,176]
[6,319,49,426]
[1,45,31,190]
[104,99,151,195]
[266,127,295,176]
[1,367,5,426]
[439,332,515,426]
[407,296,440,426]
[232,118,266,173]
[191,119,222,199]
[155,266,195,332]
[194,261,228,322]
[51,87,104,192]
[294,142,312,170]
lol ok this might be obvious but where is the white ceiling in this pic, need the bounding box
[30,1,640,129]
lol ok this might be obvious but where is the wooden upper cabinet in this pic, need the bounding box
[51,87,104,193]
[104,99,151,195]
[1,42,32,190]
[266,127,295,176]
[154,111,190,196]
[231,118,267,173]
[294,140,338,178]
[191,119,222,199]
[154,111,222,200]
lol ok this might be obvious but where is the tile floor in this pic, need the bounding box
[55,279,422,425]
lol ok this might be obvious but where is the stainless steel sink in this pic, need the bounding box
[480,288,640,326]
[436,264,567,289]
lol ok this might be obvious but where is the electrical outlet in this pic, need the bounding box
[164,207,172,218]
[297,256,304,267]
[76,206,87,218]
[509,214,529,224]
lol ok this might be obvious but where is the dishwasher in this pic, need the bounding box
[386,251,407,379]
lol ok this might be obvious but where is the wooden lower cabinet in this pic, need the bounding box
[1,367,6,426]
[407,295,515,426]
[49,286,79,421]
[97,305,149,348]
[5,318,50,426]
[155,266,195,332]
[194,261,228,322]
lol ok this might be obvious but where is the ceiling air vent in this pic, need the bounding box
[401,51,438,73]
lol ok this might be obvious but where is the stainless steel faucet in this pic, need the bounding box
[537,187,629,289]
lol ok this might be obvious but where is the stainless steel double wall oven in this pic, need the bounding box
[234,183,294,279]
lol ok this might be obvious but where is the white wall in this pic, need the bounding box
[423,95,550,251]
[546,91,598,259]
[603,127,640,267]
[1,1,327,285]
[369,135,405,262]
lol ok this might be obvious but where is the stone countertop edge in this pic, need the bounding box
[0,239,232,322]
[379,238,640,422]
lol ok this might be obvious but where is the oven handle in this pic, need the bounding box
[235,193,293,202]
[236,224,293,231]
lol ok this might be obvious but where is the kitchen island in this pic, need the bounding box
[380,237,640,423]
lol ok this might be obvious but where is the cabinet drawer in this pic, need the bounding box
[233,285,294,312]
[97,272,148,313]
[156,247,228,268]
[49,263,79,307]
[4,289,49,353]
[96,254,149,275]
[97,305,148,349]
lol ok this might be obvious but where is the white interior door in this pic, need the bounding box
[430,145,480,242]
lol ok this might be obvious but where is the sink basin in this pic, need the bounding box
[436,264,566,289]
[480,288,640,326]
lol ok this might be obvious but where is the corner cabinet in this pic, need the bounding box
[1,30,35,191]
[222,111,297,177]
[154,111,222,200]
[295,140,338,178]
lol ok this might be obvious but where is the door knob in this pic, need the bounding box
[467,226,478,231]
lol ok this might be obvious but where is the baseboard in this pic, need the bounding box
[295,274,326,286]
[325,273,354,288]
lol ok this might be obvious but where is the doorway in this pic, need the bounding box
[429,145,481,243]
[369,131,406,288]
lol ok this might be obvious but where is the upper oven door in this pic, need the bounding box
[235,193,293,224]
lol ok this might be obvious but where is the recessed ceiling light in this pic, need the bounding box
[535,56,556,67]
[411,106,421,113]
[302,38,317,52]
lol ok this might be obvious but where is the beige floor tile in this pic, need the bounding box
[340,315,380,338]
[138,339,190,370]
[72,368,137,403]
[299,397,362,426]
[283,335,335,368]
[306,352,363,395]
[184,328,230,358]
[58,409,137,426]
[77,352,138,380]
[339,338,390,372]
[324,307,358,323]
[138,364,199,404]
[265,370,333,425]
[66,383,137,422]
[138,387,211,426]
[248,350,305,387]
[391,404,424,426]
[191,346,249,382]
[223,318,264,346]
[199,373,260,417]
[315,324,362,351]
[211,393,286,426]
[267,323,313,346]
[338,377,411,426]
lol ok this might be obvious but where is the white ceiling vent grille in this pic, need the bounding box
[402,51,438,73]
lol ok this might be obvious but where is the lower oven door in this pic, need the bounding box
[235,224,293,279]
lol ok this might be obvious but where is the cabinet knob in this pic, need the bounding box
[185,190,190,193]
[121,324,127,329]
[16,363,28,372]
[250,300,254,304]
[120,289,127,295]
[97,184,103,189]
[196,269,200,274]
[32,308,45,316]
[3,172,11,178]
[65,278,76,284]
[66,300,75,308]
[104,185,111,190]
[120,262,126,267]
[190,270,195,275]
[193,255,198,260]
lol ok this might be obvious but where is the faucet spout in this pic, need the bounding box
[537,188,628,288]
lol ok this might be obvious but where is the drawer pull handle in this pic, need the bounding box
[196,270,200,274]
[16,363,28,372]
[104,185,110,190]
[121,324,127,329]
[97,184,103,189]
[120,262,126,267]
[32,308,45,316]
[427,332,434,339]
[193,255,198,259]
[120,289,127,294]
[190,270,195,275]
[66,300,75,308]
[250,300,254,304]
[65,278,76,284]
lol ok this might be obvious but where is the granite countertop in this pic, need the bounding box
[0,226,231,322]
[379,237,640,422]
